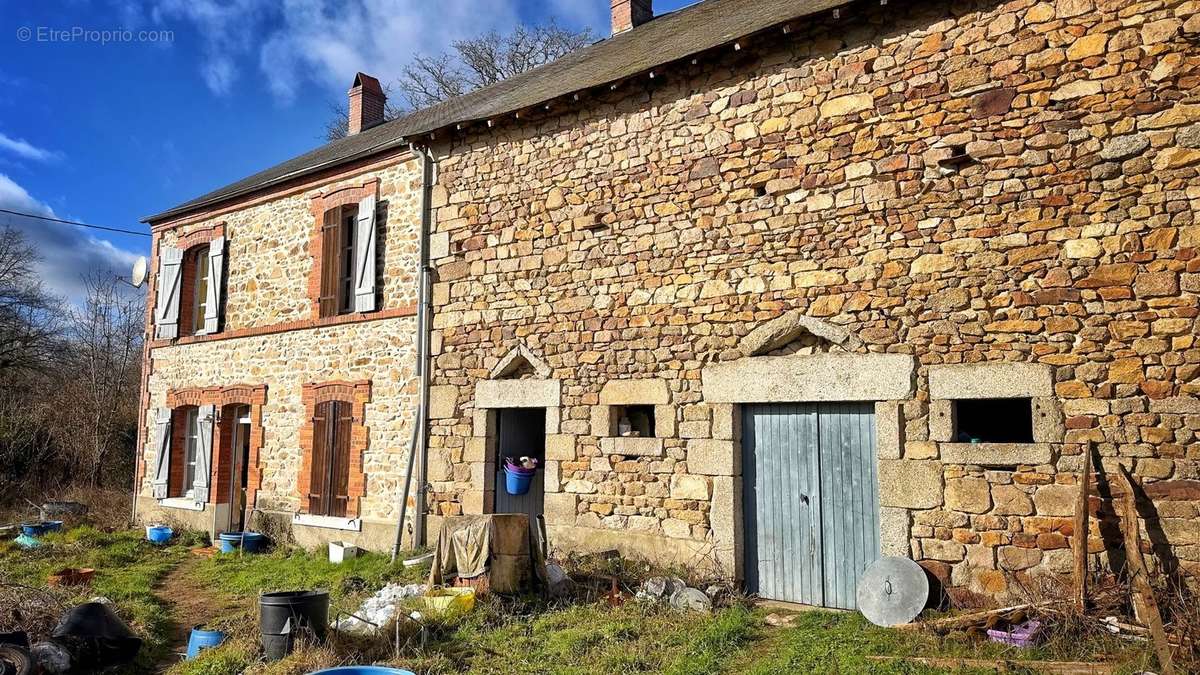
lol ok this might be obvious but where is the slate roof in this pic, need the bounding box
[145,0,844,222]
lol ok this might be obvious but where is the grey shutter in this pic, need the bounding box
[202,236,225,334]
[354,195,377,313]
[151,408,172,499]
[193,404,216,505]
[154,247,183,339]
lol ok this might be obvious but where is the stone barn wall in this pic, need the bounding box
[425,0,1200,600]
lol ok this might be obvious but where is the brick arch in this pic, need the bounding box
[306,179,379,319]
[298,380,371,517]
[174,222,225,251]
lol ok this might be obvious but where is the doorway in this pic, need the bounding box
[493,408,545,520]
[742,402,880,609]
[223,404,252,533]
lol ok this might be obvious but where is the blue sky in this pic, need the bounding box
[0,0,691,303]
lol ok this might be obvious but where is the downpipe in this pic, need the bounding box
[413,143,435,548]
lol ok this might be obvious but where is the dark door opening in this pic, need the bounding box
[493,407,545,520]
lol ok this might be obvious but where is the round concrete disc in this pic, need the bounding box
[856,556,929,627]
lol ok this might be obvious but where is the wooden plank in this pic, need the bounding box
[1115,466,1175,675]
[865,656,1115,674]
[896,602,1049,631]
[1073,442,1093,610]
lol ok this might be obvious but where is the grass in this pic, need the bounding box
[2,528,1157,674]
[0,525,202,672]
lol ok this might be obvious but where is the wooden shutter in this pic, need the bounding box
[330,401,354,518]
[202,237,225,334]
[309,401,332,514]
[193,404,216,505]
[353,195,377,313]
[318,209,342,318]
[154,247,183,339]
[151,408,172,499]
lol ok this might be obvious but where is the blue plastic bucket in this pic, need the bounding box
[146,526,173,545]
[503,466,533,496]
[186,626,225,659]
[309,662,417,667]
[218,531,266,554]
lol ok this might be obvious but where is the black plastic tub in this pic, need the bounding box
[259,591,329,661]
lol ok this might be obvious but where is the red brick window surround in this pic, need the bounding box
[307,180,378,320]
[164,384,267,507]
[152,223,225,338]
[178,244,210,337]
[298,381,370,518]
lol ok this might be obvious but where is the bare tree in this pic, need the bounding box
[0,227,62,378]
[48,273,144,486]
[325,20,594,141]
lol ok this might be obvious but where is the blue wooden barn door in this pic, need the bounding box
[742,402,879,609]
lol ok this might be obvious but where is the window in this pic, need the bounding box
[176,244,210,336]
[191,245,210,334]
[615,404,655,437]
[182,407,199,496]
[308,400,353,517]
[319,205,359,317]
[953,398,1033,443]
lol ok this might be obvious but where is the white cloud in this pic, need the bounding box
[151,0,605,104]
[0,174,143,305]
[0,133,62,163]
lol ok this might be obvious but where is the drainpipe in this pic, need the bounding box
[411,143,435,547]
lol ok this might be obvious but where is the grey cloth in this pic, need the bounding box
[428,514,549,593]
[430,515,495,585]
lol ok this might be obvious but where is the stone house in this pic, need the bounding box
[139,0,1200,608]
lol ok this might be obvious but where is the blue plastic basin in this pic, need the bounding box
[309,662,417,667]
[146,526,173,544]
[504,466,533,495]
[217,531,266,554]
[186,626,225,659]
[20,521,62,537]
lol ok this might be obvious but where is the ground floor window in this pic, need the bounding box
[308,399,354,517]
[182,407,200,497]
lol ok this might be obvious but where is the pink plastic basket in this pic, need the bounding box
[987,620,1042,647]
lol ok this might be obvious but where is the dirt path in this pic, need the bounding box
[153,555,242,672]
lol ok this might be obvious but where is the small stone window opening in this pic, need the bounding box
[937,144,975,174]
[953,398,1033,444]
[615,404,655,438]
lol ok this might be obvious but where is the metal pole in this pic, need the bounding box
[391,406,421,562]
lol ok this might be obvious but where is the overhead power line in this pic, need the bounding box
[0,207,151,237]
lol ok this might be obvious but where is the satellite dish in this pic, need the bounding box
[856,556,929,627]
[130,256,148,288]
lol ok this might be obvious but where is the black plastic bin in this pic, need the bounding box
[259,591,329,661]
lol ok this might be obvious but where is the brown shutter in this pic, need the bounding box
[330,401,353,518]
[318,208,342,318]
[309,401,331,514]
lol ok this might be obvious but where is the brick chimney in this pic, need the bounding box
[347,72,386,136]
[611,0,653,35]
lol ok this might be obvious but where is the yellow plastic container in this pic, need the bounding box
[421,587,476,613]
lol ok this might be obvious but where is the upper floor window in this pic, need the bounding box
[319,204,364,317]
[178,244,211,336]
[310,188,377,319]
[154,231,226,340]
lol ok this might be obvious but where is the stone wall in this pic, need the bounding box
[156,157,423,331]
[139,156,424,549]
[425,0,1200,599]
